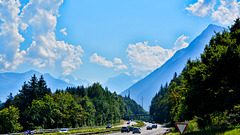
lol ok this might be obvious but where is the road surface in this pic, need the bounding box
[114,121,137,127]
[106,122,169,135]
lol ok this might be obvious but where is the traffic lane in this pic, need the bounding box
[140,123,169,135]
[106,122,169,135]
[114,121,137,128]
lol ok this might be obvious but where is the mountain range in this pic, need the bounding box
[0,70,75,102]
[120,24,225,110]
[0,24,225,111]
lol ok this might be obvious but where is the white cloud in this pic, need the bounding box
[115,65,128,71]
[126,41,175,71]
[174,35,190,50]
[126,36,189,71]
[114,58,122,64]
[60,28,67,35]
[90,53,114,67]
[0,0,26,71]
[0,0,84,75]
[211,0,240,25]
[186,0,240,25]
[90,53,127,70]
[186,0,216,17]
[20,0,84,75]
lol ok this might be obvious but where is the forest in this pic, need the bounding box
[150,18,240,129]
[0,75,146,133]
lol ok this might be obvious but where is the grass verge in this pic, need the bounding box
[168,126,240,135]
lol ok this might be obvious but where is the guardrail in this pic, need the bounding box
[7,122,124,135]
[68,129,121,135]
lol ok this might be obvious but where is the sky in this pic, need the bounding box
[0,0,240,84]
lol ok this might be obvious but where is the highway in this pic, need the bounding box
[107,122,169,135]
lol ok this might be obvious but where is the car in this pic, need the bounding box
[106,124,112,128]
[152,121,156,124]
[152,124,157,128]
[127,121,131,124]
[129,126,134,131]
[24,130,33,135]
[59,129,69,133]
[132,127,141,134]
[121,126,129,133]
[146,126,152,130]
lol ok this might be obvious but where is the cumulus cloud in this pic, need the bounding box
[174,35,190,50]
[60,28,67,35]
[114,58,122,64]
[211,0,240,25]
[115,65,128,71]
[90,53,114,67]
[0,0,84,75]
[186,0,240,25]
[186,0,216,17]
[126,41,174,71]
[90,53,127,70]
[20,0,83,75]
[0,0,26,71]
[126,36,189,71]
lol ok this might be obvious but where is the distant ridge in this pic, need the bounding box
[0,70,75,102]
[121,24,225,110]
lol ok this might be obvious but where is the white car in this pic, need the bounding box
[59,129,69,133]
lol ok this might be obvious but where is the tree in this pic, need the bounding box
[182,18,240,126]
[53,92,83,128]
[25,95,62,129]
[0,106,22,133]
[80,96,96,126]
[4,93,14,108]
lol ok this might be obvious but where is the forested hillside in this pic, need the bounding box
[150,19,240,128]
[0,75,144,133]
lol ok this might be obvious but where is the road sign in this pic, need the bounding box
[175,123,188,135]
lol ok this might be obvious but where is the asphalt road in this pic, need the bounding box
[114,121,137,127]
[106,122,169,135]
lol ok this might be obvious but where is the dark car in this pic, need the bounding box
[24,130,33,135]
[152,121,156,124]
[152,124,157,128]
[106,124,112,128]
[132,127,141,134]
[146,126,152,130]
[129,126,134,131]
[127,121,131,124]
[121,126,129,133]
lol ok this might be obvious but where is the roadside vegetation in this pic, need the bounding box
[150,18,240,134]
[0,76,146,134]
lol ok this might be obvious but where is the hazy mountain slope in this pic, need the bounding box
[121,24,225,110]
[104,72,145,94]
[0,70,75,102]
[59,75,90,87]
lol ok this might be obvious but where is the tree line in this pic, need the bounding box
[0,75,146,133]
[150,18,240,128]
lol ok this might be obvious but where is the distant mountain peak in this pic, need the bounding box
[121,24,225,110]
[0,70,75,102]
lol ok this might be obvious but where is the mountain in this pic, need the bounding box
[104,72,144,94]
[59,75,90,87]
[120,24,225,111]
[0,70,75,102]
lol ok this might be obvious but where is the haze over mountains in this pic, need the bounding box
[0,70,76,102]
[120,24,225,110]
[0,24,225,110]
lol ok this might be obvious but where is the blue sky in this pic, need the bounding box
[0,0,239,83]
